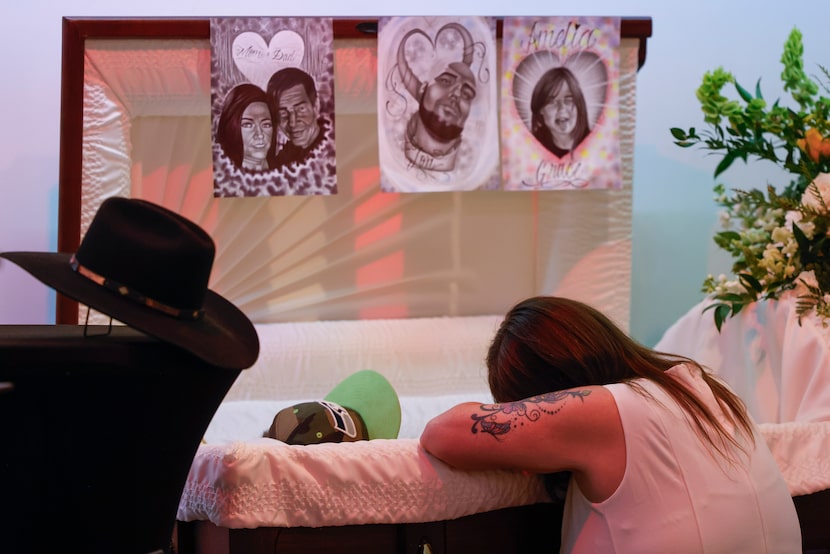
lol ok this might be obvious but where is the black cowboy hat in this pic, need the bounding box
[0,197,259,370]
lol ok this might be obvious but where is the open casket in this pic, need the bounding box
[176,315,560,553]
[57,16,658,553]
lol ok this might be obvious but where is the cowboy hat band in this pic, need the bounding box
[0,197,259,370]
[69,254,202,321]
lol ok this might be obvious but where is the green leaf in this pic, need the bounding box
[738,272,763,293]
[702,302,722,315]
[792,222,811,257]
[735,80,753,102]
[714,150,741,177]
[754,78,763,100]
[714,303,731,332]
[716,230,742,242]
[764,279,789,292]
[670,127,688,140]
[717,292,748,302]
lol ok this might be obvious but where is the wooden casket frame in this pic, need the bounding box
[58,16,652,329]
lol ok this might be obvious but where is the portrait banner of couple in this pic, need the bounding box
[500,16,622,190]
[210,17,337,197]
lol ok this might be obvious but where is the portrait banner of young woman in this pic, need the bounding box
[500,16,622,191]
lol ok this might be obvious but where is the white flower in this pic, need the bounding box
[781,238,798,257]
[723,280,746,294]
[785,209,817,239]
[711,274,745,295]
[801,172,830,212]
[785,210,802,229]
[744,228,768,243]
[762,246,784,263]
[771,226,792,243]
[800,220,816,239]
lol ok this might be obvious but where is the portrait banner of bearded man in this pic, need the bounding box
[377,16,500,193]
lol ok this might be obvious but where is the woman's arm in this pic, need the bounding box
[420,386,623,479]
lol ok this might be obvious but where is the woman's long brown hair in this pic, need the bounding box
[487,296,754,461]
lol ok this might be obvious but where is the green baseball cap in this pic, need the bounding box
[266,370,401,444]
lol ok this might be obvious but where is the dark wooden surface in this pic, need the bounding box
[176,490,830,554]
[0,325,240,553]
[176,502,564,554]
[793,488,830,552]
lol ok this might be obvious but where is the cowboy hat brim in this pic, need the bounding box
[0,251,259,370]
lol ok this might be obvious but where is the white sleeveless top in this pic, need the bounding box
[561,363,801,553]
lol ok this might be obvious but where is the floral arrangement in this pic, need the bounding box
[671,28,830,330]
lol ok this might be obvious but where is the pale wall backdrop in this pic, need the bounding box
[1,0,828,347]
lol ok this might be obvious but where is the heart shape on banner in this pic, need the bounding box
[513,50,608,157]
[395,22,476,100]
[232,30,305,90]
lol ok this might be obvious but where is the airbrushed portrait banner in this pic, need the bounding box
[377,16,500,193]
[500,16,621,191]
[210,17,337,197]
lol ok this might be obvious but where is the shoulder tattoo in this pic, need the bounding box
[470,390,591,439]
